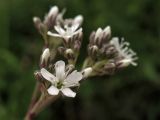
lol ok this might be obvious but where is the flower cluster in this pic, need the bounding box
[87,27,138,76]
[25,5,138,119]
[33,6,138,98]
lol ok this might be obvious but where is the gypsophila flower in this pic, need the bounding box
[47,24,82,39]
[40,60,83,97]
[110,37,138,66]
[25,5,139,119]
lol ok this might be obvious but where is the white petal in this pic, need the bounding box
[65,70,83,83]
[54,26,65,35]
[40,68,57,83]
[120,59,132,67]
[61,88,76,97]
[47,31,61,38]
[47,85,59,95]
[55,60,65,80]
[72,28,82,36]
[71,24,79,32]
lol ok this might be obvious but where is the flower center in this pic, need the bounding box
[56,81,63,89]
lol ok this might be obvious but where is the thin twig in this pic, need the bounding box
[24,94,60,120]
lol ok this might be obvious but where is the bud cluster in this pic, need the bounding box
[88,27,138,76]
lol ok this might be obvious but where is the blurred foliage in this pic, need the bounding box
[0,0,160,120]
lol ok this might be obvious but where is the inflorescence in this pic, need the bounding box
[25,5,138,119]
[33,5,138,97]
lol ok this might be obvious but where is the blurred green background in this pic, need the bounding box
[0,0,160,120]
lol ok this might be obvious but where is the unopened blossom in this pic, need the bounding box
[41,48,50,66]
[90,26,111,46]
[47,24,82,39]
[40,60,83,97]
[46,6,59,19]
[88,26,111,58]
[82,67,93,78]
[110,37,138,66]
[94,27,110,40]
[33,6,59,32]
[44,6,59,30]
[73,15,83,26]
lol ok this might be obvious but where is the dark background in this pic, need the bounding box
[0,0,160,120]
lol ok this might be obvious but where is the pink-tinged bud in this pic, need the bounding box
[103,26,111,38]
[88,45,99,58]
[33,17,42,30]
[95,28,103,40]
[74,15,83,25]
[44,6,59,30]
[41,48,50,67]
[82,67,93,78]
[48,6,59,18]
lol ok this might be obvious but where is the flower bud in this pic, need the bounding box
[103,26,111,40]
[105,46,117,58]
[89,31,96,44]
[33,17,42,29]
[95,28,103,40]
[88,45,99,58]
[65,49,74,60]
[44,6,59,30]
[74,15,83,25]
[82,67,93,78]
[48,6,59,18]
[41,48,50,67]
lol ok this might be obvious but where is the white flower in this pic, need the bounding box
[40,60,83,97]
[48,24,82,39]
[110,37,138,66]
